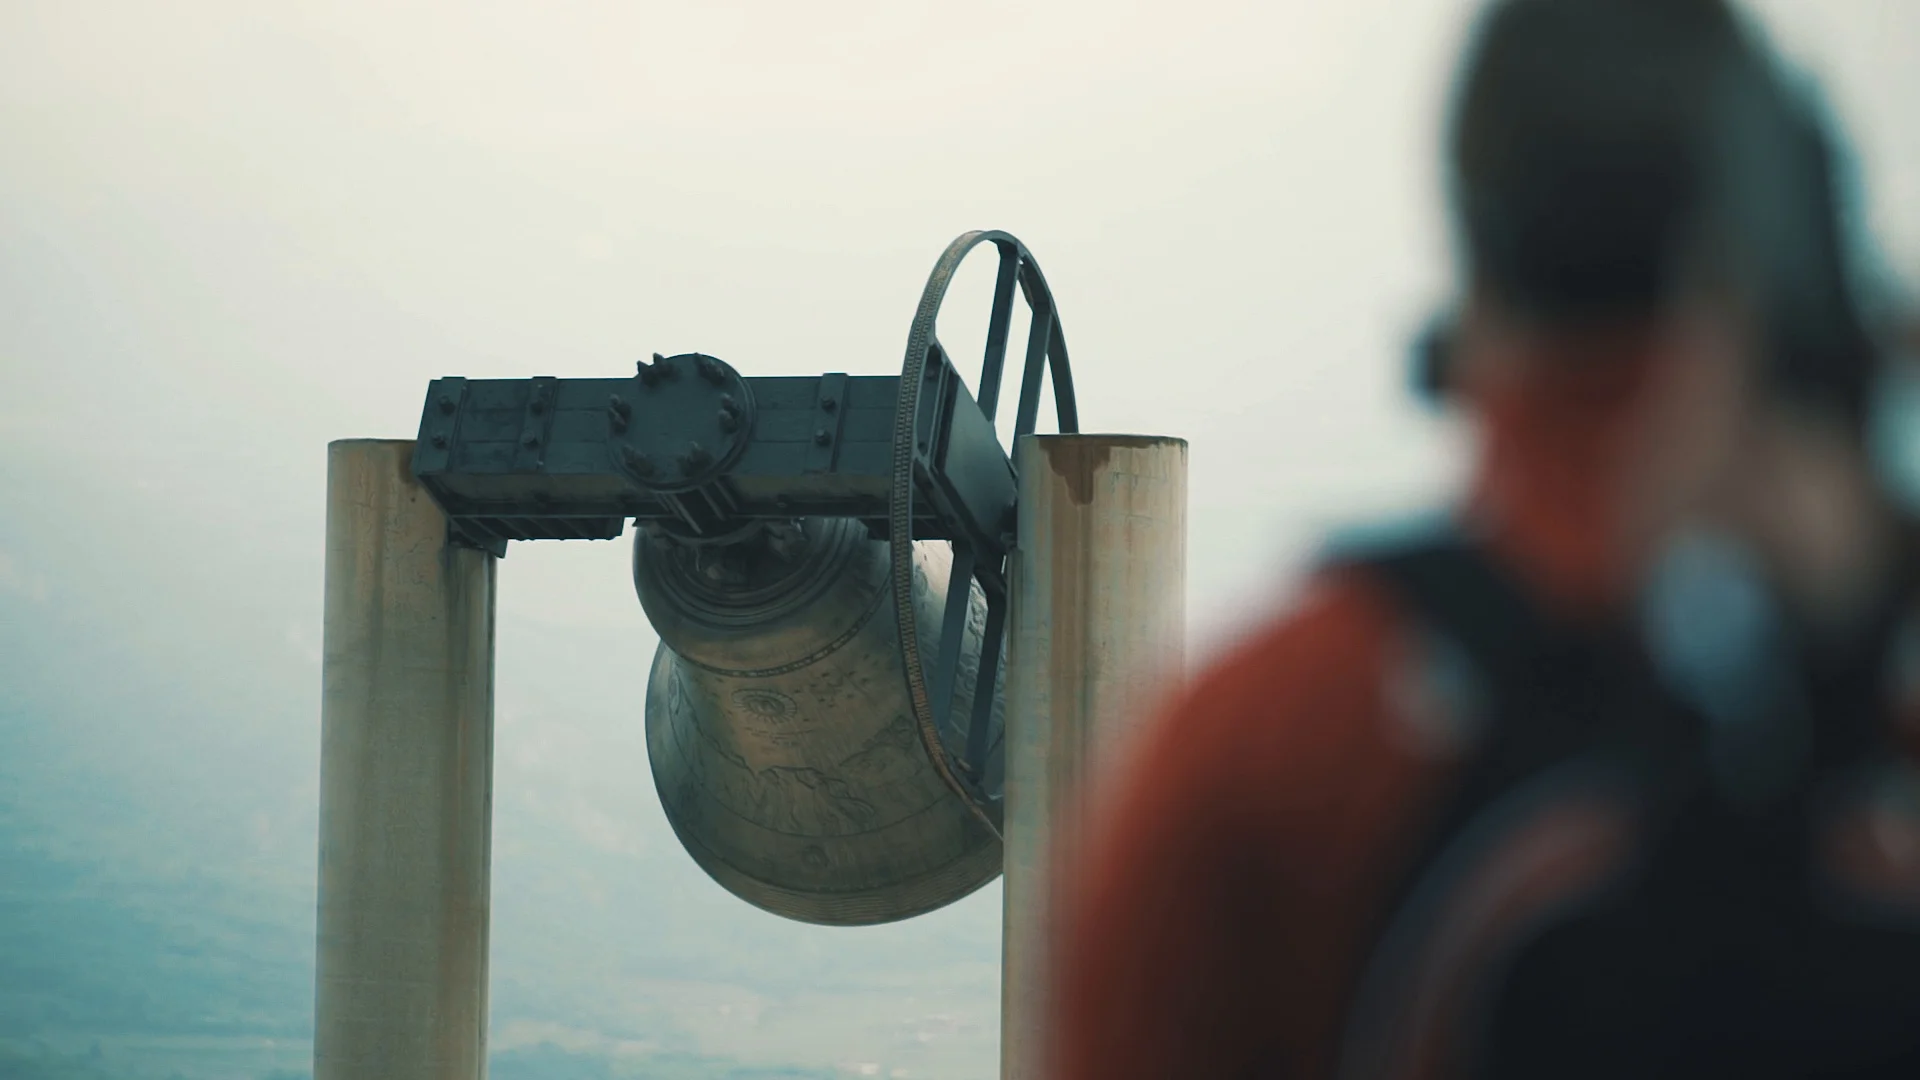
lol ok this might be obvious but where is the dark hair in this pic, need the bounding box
[1445,0,1778,326]
[1413,0,1882,417]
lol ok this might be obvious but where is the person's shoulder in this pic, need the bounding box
[1112,565,1402,782]
[1183,567,1406,730]
[1220,506,1462,693]
[1135,552,1481,790]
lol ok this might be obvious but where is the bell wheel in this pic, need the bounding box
[888,231,1079,839]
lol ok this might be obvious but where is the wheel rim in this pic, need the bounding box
[888,230,1079,839]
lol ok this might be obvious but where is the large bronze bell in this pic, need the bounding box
[636,516,1006,926]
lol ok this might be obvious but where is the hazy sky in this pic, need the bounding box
[2,0,1914,628]
[0,1,1913,1074]
[2,1,1913,649]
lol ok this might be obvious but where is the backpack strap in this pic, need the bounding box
[1327,524,1696,1080]
[1803,551,1920,769]
[1324,522,1687,818]
[1331,525,1920,1078]
[1357,530,1552,691]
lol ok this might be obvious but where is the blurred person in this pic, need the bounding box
[1043,1,1914,1078]
[1540,85,1920,1080]
[1670,104,1920,950]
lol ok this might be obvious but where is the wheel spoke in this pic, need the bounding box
[966,579,1008,782]
[976,245,1020,425]
[1013,298,1054,439]
[929,543,977,737]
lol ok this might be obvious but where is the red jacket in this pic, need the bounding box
[1048,346,1671,1079]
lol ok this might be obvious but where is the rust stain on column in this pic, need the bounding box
[1002,434,1188,1080]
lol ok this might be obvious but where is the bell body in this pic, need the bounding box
[636,517,1005,926]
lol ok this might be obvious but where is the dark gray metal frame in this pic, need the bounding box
[408,230,1077,833]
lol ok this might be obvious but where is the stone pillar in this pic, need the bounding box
[314,438,496,1080]
[1000,434,1188,1080]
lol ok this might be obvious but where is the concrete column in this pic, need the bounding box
[315,439,497,1080]
[1000,434,1189,1080]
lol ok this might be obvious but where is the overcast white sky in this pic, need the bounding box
[2,0,1914,645]
[0,1,1913,1073]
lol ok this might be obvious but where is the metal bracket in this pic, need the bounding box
[512,377,559,472]
[804,372,850,475]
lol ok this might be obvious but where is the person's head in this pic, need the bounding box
[1437,0,1810,571]
[1450,0,1771,329]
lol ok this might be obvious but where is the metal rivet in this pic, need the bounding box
[718,411,738,434]
[431,434,448,449]
[696,355,726,386]
[621,445,655,477]
[523,433,540,448]
[437,395,456,415]
[814,429,832,447]
[682,442,712,471]
[821,397,838,413]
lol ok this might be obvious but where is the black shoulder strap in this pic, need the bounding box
[1323,523,1657,764]
[1801,552,1920,772]
[1333,526,1920,1077]
[1324,521,1694,892]
[1353,531,1557,691]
